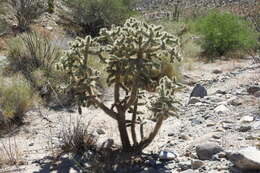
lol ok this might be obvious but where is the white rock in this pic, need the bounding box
[159,151,178,160]
[240,116,254,123]
[252,121,260,130]
[214,105,230,114]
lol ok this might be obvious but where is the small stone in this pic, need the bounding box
[46,26,53,31]
[229,98,242,106]
[252,121,260,130]
[179,134,190,140]
[191,160,204,169]
[215,89,226,95]
[168,132,175,137]
[214,105,230,114]
[178,161,191,171]
[240,116,254,123]
[181,169,195,173]
[191,118,202,125]
[212,134,221,139]
[212,69,222,74]
[196,142,224,160]
[254,91,260,97]
[217,152,227,158]
[190,84,207,98]
[247,85,260,95]
[140,167,158,173]
[238,125,251,132]
[188,97,201,105]
[222,123,233,130]
[227,147,260,171]
[159,151,178,160]
[29,143,34,146]
[96,128,105,135]
[207,123,215,127]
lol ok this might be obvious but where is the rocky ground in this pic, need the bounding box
[0,55,259,173]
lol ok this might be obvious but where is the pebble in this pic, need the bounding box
[159,151,178,160]
[240,116,254,123]
[238,125,251,132]
[191,160,204,169]
[214,105,230,114]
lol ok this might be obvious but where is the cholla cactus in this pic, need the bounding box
[60,18,182,152]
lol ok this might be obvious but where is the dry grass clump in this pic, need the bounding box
[58,119,97,154]
[0,137,24,167]
[0,74,38,125]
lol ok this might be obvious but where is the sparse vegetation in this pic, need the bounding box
[0,0,47,32]
[59,118,96,153]
[0,137,23,167]
[60,18,182,152]
[5,32,64,102]
[194,10,258,58]
[0,1,260,172]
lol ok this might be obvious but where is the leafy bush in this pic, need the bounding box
[5,32,64,102]
[194,10,258,57]
[61,0,130,36]
[0,0,47,32]
[60,18,182,152]
[0,75,37,124]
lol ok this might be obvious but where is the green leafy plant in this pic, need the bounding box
[194,10,258,58]
[59,18,182,152]
[61,0,130,36]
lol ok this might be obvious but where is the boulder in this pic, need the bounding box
[196,142,224,160]
[227,147,260,171]
[190,84,207,98]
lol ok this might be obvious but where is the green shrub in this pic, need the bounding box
[194,10,258,57]
[0,75,38,124]
[62,0,130,36]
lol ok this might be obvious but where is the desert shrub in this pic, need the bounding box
[61,0,130,37]
[5,32,64,101]
[0,0,47,32]
[0,75,37,125]
[194,10,258,57]
[59,119,96,153]
[60,18,182,152]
